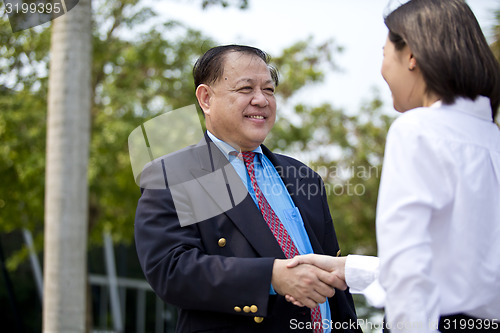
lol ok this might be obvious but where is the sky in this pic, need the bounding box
[150,0,499,116]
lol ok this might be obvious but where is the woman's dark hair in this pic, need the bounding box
[193,45,279,88]
[385,0,500,119]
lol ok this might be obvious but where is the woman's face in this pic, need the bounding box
[381,35,427,112]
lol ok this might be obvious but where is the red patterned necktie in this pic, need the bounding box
[241,151,323,333]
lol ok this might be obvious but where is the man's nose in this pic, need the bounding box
[251,90,269,107]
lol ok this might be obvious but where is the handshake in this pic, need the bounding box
[272,254,348,309]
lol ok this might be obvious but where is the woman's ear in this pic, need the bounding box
[195,84,212,115]
[409,55,417,71]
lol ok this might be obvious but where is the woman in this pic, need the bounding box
[287,0,500,331]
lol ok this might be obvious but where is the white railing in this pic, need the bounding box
[88,273,172,333]
[23,229,173,332]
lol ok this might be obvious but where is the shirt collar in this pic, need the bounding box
[206,131,263,160]
[430,96,492,122]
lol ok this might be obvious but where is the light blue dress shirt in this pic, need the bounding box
[207,131,331,332]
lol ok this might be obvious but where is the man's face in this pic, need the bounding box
[200,52,277,151]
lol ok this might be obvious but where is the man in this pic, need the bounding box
[135,45,360,332]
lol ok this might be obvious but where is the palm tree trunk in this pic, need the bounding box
[43,0,92,331]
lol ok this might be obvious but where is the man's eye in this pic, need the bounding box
[264,88,275,95]
[238,86,253,92]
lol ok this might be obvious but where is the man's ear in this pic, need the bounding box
[195,84,212,115]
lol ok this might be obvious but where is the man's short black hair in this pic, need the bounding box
[193,45,279,89]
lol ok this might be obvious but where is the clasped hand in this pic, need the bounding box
[271,254,347,309]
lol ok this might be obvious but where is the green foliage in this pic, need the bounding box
[271,37,342,100]
[493,9,500,61]
[201,0,249,9]
[0,1,216,252]
[0,20,48,236]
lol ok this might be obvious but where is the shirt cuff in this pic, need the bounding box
[270,284,277,295]
[345,255,386,308]
[345,255,379,290]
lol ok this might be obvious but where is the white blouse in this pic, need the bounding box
[346,96,500,332]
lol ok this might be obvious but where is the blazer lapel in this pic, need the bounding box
[190,135,285,258]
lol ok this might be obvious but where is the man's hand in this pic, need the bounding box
[283,254,348,308]
[271,259,337,309]
[287,254,347,289]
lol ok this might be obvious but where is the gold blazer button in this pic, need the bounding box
[234,306,242,312]
[218,238,227,247]
[250,305,258,313]
[254,316,264,323]
[243,306,251,313]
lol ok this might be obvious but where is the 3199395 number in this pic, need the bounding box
[5,2,62,14]
[442,318,498,330]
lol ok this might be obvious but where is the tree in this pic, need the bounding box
[43,0,92,331]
